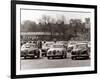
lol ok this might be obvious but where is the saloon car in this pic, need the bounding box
[47,44,67,59]
[21,43,40,59]
[71,43,90,60]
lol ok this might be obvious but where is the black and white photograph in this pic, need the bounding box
[20,9,91,69]
[11,1,97,78]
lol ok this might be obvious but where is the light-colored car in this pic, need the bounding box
[71,43,90,60]
[47,44,67,59]
[21,43,40,59]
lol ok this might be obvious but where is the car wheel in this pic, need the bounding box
[44,53,47,57]
[71,56,76,60]
[64,55,67,59]
[42,53,44,57]
[61,56,64,59]
[48,56,52,59]
[62,56,65,59]
[32,56,35,59]
[37,52,40,58]
[24,56,27,59]
[86,56,90,59]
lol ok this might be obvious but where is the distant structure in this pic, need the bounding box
[69,19,82,27]
[20,32,51,41]
[84,18,90,29]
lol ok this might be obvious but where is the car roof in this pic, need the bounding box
[76,43,87,45]
[53,43,64,46]
[23,43,36,46]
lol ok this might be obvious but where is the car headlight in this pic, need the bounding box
[71,51,76,55]
[57,50,61,54]
[62,50,65,54]
[48,51,52,54]
[53,50,56,54]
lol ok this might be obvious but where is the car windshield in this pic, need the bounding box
[44,43,53,47]
[75,44,86,49]
[70,42,76,45]
[22,44,37,48]
[53,45,64,48]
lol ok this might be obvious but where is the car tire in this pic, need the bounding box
[62,56,64,59]
[47,57,50,59]
[64,55,67,59]
[48,56,52,59]
[24,56,27,59]
[37,52,40,58]
[86,56,90,59]
[62,55,66,59]
[44,53,47,57]
[32,56,35,59]
[71,56,76,60]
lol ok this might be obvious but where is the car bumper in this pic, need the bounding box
[72,55,90,59]
[47,54,66,57]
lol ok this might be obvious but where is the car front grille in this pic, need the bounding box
[48,50,65,55]
[53,50,56,55]
[29,50,36,54]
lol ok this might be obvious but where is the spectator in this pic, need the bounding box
[38,40,42,49]
[53,38,57,43]
[43,40,46,44]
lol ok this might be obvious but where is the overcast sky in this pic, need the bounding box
[21,9,91,24]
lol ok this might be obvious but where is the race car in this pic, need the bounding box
[71,43,90,60]
[47,44,67,59]
[21,43,40,59]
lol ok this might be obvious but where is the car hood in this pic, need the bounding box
[42,46,50,49]
[68,45,74,47]
[21,48,38,52]
[72,48,86,52]
[48,48,65,51]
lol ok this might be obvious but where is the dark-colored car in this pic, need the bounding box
[71,43,90,60]
[21,43,40,59]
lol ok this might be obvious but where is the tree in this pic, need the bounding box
[56,15,66,39]
[21,20,37,32]
[39,15,55,40]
